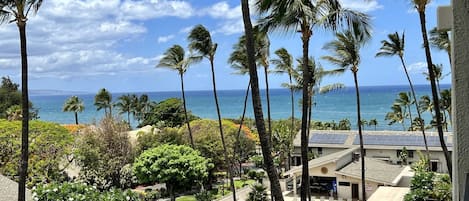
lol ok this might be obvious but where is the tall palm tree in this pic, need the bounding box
[272,48,296,159]
[188,25,236,200]
[429,27,451,65]
[228,36,252,176]
[376,32,430,156]
[439,89,451,130]
[114,94,133,125]
[157,44,201,148]
[254,28,273,138]
[94,88,112,116]
[322,29,369,201]
[0,1,43,200]
[256,1,370,199]
[63,96,85,125]
[240,1,284,200]
[412,0,452,177]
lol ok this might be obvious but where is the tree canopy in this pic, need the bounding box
[133,144,212,201]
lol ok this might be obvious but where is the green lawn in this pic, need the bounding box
[176,195,196,201]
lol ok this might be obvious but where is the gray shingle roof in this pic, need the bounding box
[336,158,407,185]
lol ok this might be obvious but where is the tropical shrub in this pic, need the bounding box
[247,184,270,201]
[74,116,134,190]
[33,182,141,201]
[181,119,256,170]
[404,155,451,201]
[0,120,74,187]
[133,144,212,201]
[135,127,184,154]
[139,98,199,128]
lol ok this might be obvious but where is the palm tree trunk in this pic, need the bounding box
[235,82,251,176]
[300,26,312,201]
[264,66,272,138]
[399,56,431,160]
[352,70,366,201]
[240,1,284,200]
[18,20,29,201]
[180,74,194,148]
[289,74,294,170]
[418,10,452,178]
[209,59,236,200]
[75,112,79,125]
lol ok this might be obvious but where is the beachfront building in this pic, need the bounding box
[280,130,452,200]
[291,130,452,173]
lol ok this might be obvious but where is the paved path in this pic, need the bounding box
[217,186,252,201]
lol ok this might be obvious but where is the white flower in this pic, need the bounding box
[126,196,130,200]
[53,188,58,192]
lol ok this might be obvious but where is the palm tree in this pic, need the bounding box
[63,96,85,125]
[395,92,413,128]
[247,184,270,201]
[386,103,406,130]
[94,88,112,116]
[254,28,273,138]
[114,94,133,125]
[368,118,378,130]
[256,1,370,199]
[272,48,296,157]
[322,29,369,200]
[228,35,252,176]
[439,89,451,130]
[157,45,201,148]
[412,0,452,177]
[0,1,43,200]
[429,27,451,65]
[240,1,284,200]
[376,32,430,156]
[423,64,448,94]
[188,25,236,200]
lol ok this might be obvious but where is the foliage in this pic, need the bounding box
[247,170,265,183]
[404,155,452,201]
[74,116,134,190]
[135,127,184,154]
[249,155,264,168]
[247,184,270,201]
[0,76,39,120]
[140,98,198,128]
[194,190,214,201]
[133,144,212,201]
[182,119,256,170]
[33,182,141,201]
[0,120,74,187]
[94,88,113,116]
[63,96,85,124]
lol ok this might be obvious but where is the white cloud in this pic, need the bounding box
[408,62,428,74]
[340,0,383,12]
[201,1,241,20]
[157,35,175,43]
[0,0,193,79]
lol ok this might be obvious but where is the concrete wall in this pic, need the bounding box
[365,149,449,173]
[336,175,383,201]
[452,0,469,200]
[309,162,337,177]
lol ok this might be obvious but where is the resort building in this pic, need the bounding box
[280,130,452,200]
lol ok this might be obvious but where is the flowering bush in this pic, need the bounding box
[33,182,141,201]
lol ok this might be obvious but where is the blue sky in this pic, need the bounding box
[0,0,451,93]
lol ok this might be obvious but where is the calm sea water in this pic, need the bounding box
[30,84,450,131]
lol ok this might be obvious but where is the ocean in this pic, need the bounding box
[30,84,450,131]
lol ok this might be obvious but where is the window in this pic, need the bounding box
[339,182,350,186]
[408,150,414,158]
[318,147,323,155]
